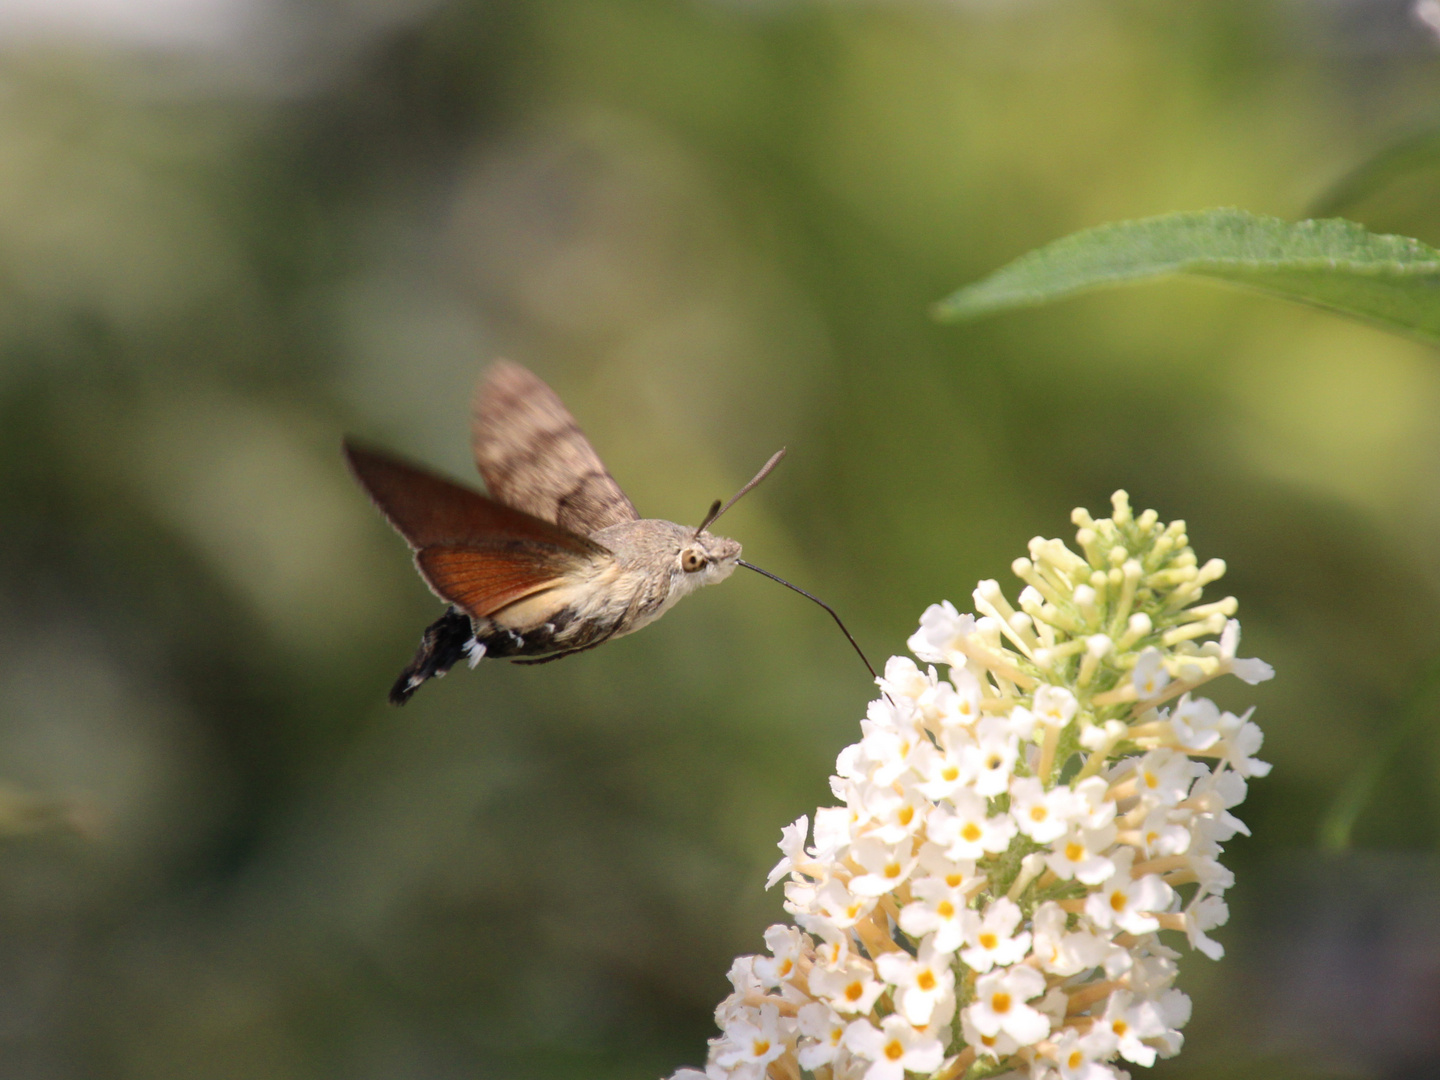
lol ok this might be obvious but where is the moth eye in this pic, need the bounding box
[681,549,707,573]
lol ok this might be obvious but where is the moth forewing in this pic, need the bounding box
[472,361,639,537]
[343,441,604,556]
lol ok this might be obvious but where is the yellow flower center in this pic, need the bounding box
[1066,841,1085,861]
[845,981,864,1002]
[979,932,998,950]
[1030,806,1048,822]
[917,970,936,991]
[884,862,902,879]
[885,1040,905,1062]
[1110,891,1127,912]
[937,901,955,918]
[751,1039,771,1058]
[962,823,982,843]
[991,992,1012,1013]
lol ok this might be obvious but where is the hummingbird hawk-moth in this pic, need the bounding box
[345,362,871,704]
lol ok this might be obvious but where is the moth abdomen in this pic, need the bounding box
[390,608,477,705]
[391,601,611,699]
[474,598,620,659]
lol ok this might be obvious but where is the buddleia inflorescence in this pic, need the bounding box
[670,492,1272,1080]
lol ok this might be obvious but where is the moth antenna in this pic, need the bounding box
[695,447,787,537]
[738,559,876,680]
[695,499,723,537]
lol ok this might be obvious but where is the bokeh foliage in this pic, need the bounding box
[1,1,1439,1078]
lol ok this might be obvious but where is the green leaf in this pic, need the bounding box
[935,209,1440,345]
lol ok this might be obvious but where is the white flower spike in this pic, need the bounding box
[668,492,1271,1080]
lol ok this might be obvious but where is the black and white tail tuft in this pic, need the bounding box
[390,608,479,705]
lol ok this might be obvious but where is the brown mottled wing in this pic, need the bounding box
[472,361,639,537]
[344,441,606,618]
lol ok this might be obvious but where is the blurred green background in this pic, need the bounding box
[1,1,1439,1077]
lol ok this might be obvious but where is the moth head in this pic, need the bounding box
[677,532,742,584]
[665,447,783,591]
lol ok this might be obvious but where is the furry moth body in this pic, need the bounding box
[344,362,751,704]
